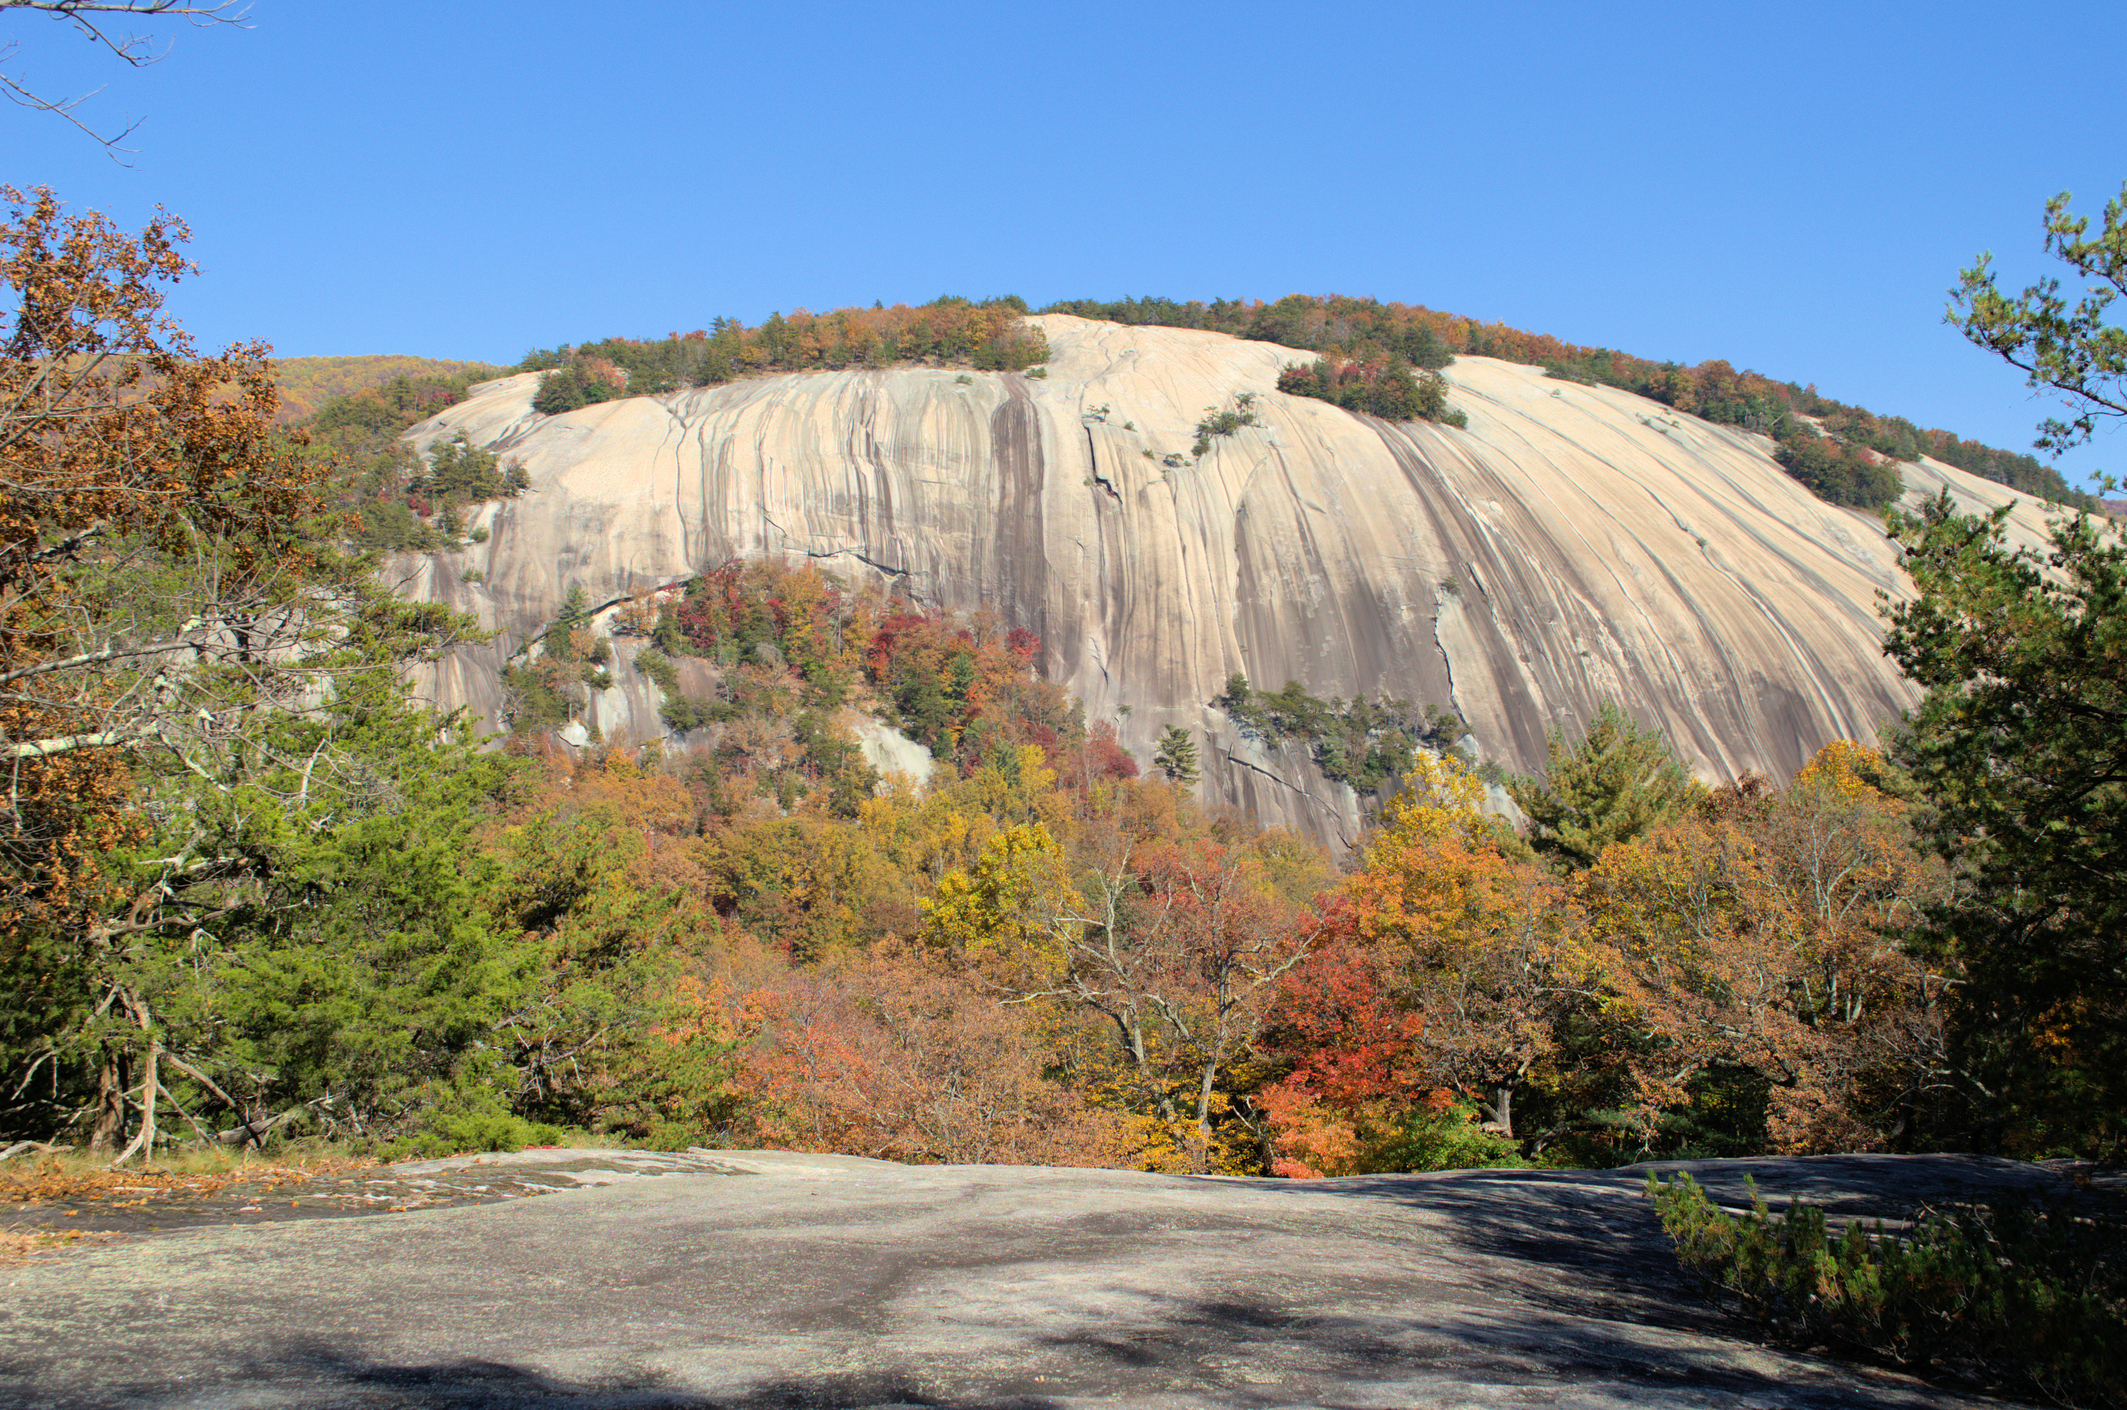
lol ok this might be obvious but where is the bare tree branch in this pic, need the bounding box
[0,0,249,157]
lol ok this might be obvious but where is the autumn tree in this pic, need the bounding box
[1252,756,1557,1175]
[922,823,1311,1170]
[0,189,475,1158]
[1572,743,1955,1160]
[683,936,1126,1165]
[1335,755,1575,1142]
[1259,746,1951,1170]
[1756,743,1958,1150]
[1255,932,1432,1177]
[0,187,459,931]
[1577,816,1819,1158]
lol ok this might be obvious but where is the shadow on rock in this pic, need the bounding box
[1037,1289,1944,1410]
[1304,1167,1708,1325]
[26,1342,1069,1410]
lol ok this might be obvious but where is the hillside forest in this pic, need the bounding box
[3,185,2122,1181]
[269,355,504,425]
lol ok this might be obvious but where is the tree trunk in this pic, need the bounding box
[111,1039,160,1165]
[1116,1013,1177,1124]
[1487,1083,1514,1139]
[87,1046,125,1156]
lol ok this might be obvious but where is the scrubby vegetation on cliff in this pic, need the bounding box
[289,366,528,551]
[520,296,1049,413]
[507,560,1120,799]
[494,288,2087,514]
[1275,356,1466,427]
[1215,673,1468,793]
[1044,293,2093,511]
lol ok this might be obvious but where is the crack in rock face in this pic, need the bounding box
[401,317,2061,849]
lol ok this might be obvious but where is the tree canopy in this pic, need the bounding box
[0,187,480,1159]
[1506,702,1701,872]
[1949,180,2127,455]
[1853,176,2127,1156]
[1882,493,2127,1151]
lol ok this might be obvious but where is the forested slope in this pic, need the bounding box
[9,194,2117,1212]
[271,354,504,423]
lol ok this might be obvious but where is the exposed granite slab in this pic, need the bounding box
[3,1151,2084,1408]
[395,317,2070,850]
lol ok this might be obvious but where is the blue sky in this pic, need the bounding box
[8,0,2123,488]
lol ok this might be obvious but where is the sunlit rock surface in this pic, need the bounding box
[397,315,2061,846]
[4,1150,2080,1408]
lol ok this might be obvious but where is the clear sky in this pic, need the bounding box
[7,0,2123,488]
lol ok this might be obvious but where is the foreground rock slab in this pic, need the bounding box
[1,1151,2063,1409]
[2,1147,734,1240]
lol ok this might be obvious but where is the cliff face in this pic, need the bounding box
[398,314,2058,847]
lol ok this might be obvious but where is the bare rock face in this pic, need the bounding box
[4,1151,2074,1408]
[399,315,2059,847]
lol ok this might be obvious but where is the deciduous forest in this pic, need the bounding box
[270,355,504,424]
[4,0,2121,1395]
[2,183,2120,1191]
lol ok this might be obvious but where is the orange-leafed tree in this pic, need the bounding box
[1336,755,1579,1140]
[923,823,1313,1171]
[1253,756,1570,1175]
[677,935,1126,1165]
[1256,924,1433,1177]
[1572,742,1954,1156]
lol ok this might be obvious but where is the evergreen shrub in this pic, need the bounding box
[1649,1171,2127,1408]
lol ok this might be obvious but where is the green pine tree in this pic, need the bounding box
[1506,701,1699,871]
[545,583,594,662]
[1153,725,1202,785]
[1883,492,2127,1149]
